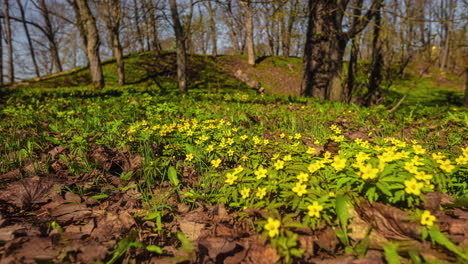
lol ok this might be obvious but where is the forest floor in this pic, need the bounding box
[0,52,467,263]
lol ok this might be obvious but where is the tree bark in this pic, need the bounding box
[169,0,187,93]
[67,0,88,59]
[4,0,14,83]
[206,0,217,56]
[16,0,40,77]
[301,0,380,101]
[133,0,145,51]
[366,1,383,106]
[75,0,105,89]
[241,1,255,65]
[101,0,125,86]
[146,0,162,56]
[345,0,364,103]
[464,66,468,108]
[37,0,63,73]
[0,20,3,85]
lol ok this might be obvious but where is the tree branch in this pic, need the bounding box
[346,0,381,39]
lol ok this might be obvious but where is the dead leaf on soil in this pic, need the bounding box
[91,211,135,242]
[0,169,21,181]
[48,203,92,224]
[226,236,280,264]
[0,176,60,208]
[354,200,421,241]
[310,255,355,264]
[315,227,339,253]
[4,237,58,262]
[0,225,26,242]
[198,236,240,263]
[74,243,109,263]
[423,192,454,211]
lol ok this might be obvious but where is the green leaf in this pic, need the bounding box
[120,184,137,191]
[146,245,163,254]
[91,194,109,199]
[335,195,349,229]
[376,182,392,197]
[168,166,180,186]
[428,226,468,260]
[383,243,400,264]
[335,195,350,246]
[143,211,161,221]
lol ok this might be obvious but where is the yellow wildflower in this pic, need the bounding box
[331,156,347,172]
[273,160,285,170]
[264,218,281,237]
[439,159,455,173]
[211,158,222,168]
[404,162,419,174]
[359,164,379,180]
[227,149,234,156]
[185,153,194,161]
[279,133,286,139]
[420,210,436,226]
[306,147,318,155]
[413,145,426,155]
[207,145,215,152]
[292,182,307,197]
[294,133,302,139]
[404,178,424,195]
[355,152,370,163]
[331,135,345,142]
[308,162,324,173]
[256,187,267,199]
[432,152,445,162]
[225,173,238,185]
[240,135,248,141]
[296,172,309,183]
[455,154,468,165]
[307,201,323,218]
[254,166,268,180]
[414,171,433,182]
[283,155,292,162]
[233,165,244,174]
[240,188,250,199]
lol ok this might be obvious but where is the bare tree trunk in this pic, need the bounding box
[464,66,468,107]
[67,0,88,58]
[169,0,187,93]
[16,0,40,77]
[37,0,63,73]
[440,0,454,71]
[139,0,151,50]
[102,0,125,86]
[301,0,379,101]
[366,1,383,106]
[0,20,3,85]
[345,0,363,103]
[76,0,104,89]
[240,1,255,65]
[4,0,14,83]
[281,0,298,57]
[146,0,161,56]
[133,0,145,51]
[206,0,217,56]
